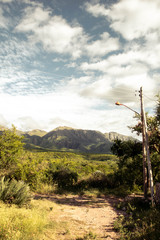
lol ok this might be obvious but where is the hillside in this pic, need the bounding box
[105,132,135,142]
[26,129,47,137]
[23,126,137,153]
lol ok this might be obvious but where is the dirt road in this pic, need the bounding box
[35,194,122,239]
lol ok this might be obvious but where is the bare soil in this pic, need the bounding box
[34,194,124,239]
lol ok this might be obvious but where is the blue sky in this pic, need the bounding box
[0,0,159,136]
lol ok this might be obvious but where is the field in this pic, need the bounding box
[1,148,160,240]
[0,150,121,240]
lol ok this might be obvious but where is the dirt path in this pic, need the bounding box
[34,194,123,240]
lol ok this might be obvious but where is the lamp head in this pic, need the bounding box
[115,101,121,105]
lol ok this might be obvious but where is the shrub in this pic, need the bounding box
[114,198,160,239]
[0,177,31,206]
[85,171,116,190]
[50,169,78,190]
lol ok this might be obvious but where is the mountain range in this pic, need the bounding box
[22,126,136,154]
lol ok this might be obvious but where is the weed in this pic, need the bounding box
[76,231,97,240]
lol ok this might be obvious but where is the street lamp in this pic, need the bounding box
[115,99,154,206]
[115,102,140,115]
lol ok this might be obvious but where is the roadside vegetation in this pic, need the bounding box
[0,96,159,239]
[114,197,160,240]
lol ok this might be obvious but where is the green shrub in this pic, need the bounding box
[85,171,115,190]
[50,169,78,190]
[114,198,160,239]
[0,177,31,206]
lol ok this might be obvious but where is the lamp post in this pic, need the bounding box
[115,97,154,206]
[115,102,140,116]
[115,101,148,200]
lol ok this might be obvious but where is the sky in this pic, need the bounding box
[0,0,159,137]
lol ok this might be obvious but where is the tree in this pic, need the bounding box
[0,126,24,170]
[155,95,160,124]
[129,95,160,186]
[130,96,160,154]
[111,139,143,189]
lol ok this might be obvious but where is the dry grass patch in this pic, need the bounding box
[0,200,48,240]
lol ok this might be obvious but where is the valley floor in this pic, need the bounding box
[34,194,123,240]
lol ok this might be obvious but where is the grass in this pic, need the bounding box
[35,183,55,195]
[0,200,48,240]
[0,195,101,240]
[76,231,97,239]
[114,198,160,240]
[0,197,72,240]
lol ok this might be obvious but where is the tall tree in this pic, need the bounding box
[0,126,24,170]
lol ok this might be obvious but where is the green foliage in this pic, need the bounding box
[151,152,160,182]
[130,95,160,154]
[111,139,142,158]
[83,171,115,190]
[0,177,31,206]
[114,198,160,240]
[49,168,78,189]
[111,139,143,190]
[128,96,160,189]
[0,126,24,169]
[155,94,160,125]
[13,154,46,190]
[1,142,118,193]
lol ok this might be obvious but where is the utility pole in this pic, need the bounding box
[139,87,154,206]
[140,88,148,199]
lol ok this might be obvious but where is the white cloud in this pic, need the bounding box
[95,108,139,136]
[15,116,43,131]
[79,64,157,106]
[49,117,76,130]
[81,60,108,72]
[0,0,159,138]
[80,76,112,99]
[0,0,13,2]
[16,6,50,32]
[109,0,160,40]
[84,0,160,72]
[0,114,8,126]
[0,8,8,28]
[16,6,88,59]
[85,0,160,41]
[15,4,120,60]
[81,41,159,75]
[84,2,110,18]
[85,32,120,57]
[105,64,148,77]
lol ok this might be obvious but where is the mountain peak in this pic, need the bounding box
[26,129,47,137]
[53,126,74,131]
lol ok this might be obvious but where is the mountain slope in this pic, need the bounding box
[105,132,135,142]
[39,127,111,153]
[23,126,137,153]
[26,129,47,137]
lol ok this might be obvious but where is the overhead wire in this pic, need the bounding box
[143,94,158,103]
